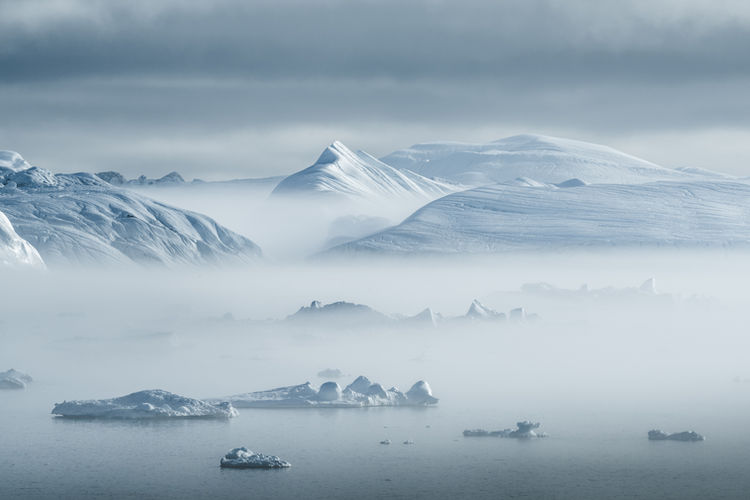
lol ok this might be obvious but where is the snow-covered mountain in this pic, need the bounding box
[0,151,261,266]
[0,209,45,268]
[381,134,721,186]
[328,180,750,254]
[272,141,460,200]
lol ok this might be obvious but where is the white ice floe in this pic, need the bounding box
[219,447,291,469]
[217,376,438,408]
[0,369,33,390]
[464,421,547,438]
[51,389,238,418]
[648,430,705,441]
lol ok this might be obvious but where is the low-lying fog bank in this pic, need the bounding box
[2,251,749,416]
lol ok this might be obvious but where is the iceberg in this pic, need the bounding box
[465,299,506,321]
[464,421,547,438]
[0,369,33,390]
[648,430,705,442]
[51,389,238,418]
[217,376,438,408]
[220,447,291,469]
[286,300,391,327]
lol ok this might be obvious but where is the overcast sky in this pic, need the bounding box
[1,0,749,179]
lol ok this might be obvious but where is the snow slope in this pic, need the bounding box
[0,210,44,268]
[272,141,460,200]
[381,134,720,186]
[0,151,261,266]
[329,180,750,254]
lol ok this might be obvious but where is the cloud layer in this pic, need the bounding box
[1,0,749,178]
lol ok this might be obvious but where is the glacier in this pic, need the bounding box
[271,141,460,201]
[0,151,261,266]
[329,180,750,254]
[381,134,721,186]
[0,369,33,390]
[220,447,291,469]
[51,389,238,418]
[216,376,438,408]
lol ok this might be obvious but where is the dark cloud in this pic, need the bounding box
[1,0,749,178]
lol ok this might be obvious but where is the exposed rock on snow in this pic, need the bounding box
[51,389,238,418]
[380,439,391,445]
[329,181,750,254]
[648,430,705,441]
[218,376,439,408]
[272,141,459,201]
[0,210,44,268]
[220,447,291,469]
[381,134,714,186]
[464,421,547,438]
[0,369,33,390]
[0,151,261,266]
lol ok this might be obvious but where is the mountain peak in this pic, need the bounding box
[314,141,357,165]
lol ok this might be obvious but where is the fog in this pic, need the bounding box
[4,249,750,497]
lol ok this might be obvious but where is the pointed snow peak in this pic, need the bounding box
[315,141,358,165]
[0,150,31,172]
[310,300,322,309]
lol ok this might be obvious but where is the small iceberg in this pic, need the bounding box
[51,389,238,419]
[380,439,391,445]
[220,447,291,469]
[648,429,705,442]
[464,421,547,438]
[217,376,438,408]
[0,369,33,390]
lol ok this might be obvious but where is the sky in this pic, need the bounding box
[1,0,749,180]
